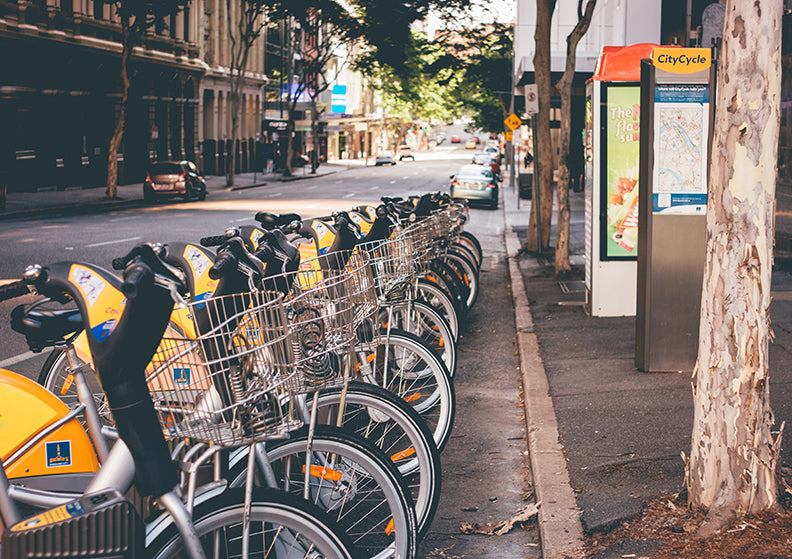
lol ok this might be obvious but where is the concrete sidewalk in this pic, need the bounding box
[502,184,792,558]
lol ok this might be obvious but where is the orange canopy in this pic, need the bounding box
[592,43,674,82]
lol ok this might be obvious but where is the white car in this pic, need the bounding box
[375,154,397,166]
[398,145,415,161]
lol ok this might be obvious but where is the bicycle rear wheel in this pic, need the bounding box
[148,488,358,558]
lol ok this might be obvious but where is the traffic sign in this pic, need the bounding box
[504,113,522,131]
[504,131,513,142]
[525,84,538,115]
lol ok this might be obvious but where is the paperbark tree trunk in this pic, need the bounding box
[554,0,596,275]
[525,0,556,253]
[687,0,783,537]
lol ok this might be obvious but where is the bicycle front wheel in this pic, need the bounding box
[315,382,442,539]
[357,329,456,452]
[148,488,358,558]
[228,426,417,559]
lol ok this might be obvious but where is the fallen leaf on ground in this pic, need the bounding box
[459,502,541,536]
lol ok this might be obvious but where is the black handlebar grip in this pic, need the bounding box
[208,251,237,280]
[121,263,153,300]
[111,256,128,270]
[0,280,30,302]
[200,234,229,247]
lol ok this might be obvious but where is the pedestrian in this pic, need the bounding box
[523,151,533,169]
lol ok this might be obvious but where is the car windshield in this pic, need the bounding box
[457,166,493,179]
[150,163,182,175]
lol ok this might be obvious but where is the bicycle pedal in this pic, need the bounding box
[2,489,143,558]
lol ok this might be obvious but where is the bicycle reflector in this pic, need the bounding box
[2,489,143,558]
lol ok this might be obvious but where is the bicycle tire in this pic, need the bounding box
[457,231,483,267]
[148,488,359,558]
[380,300,456,377]
[228,425,417,559]
[314,382,442,539]
[427,260,468,315]
[414,279,460,342]
[440,249,479,311]
[357,329,456,452]
[450,240,481,272]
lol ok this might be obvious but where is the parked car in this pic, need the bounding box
[398,145,415,161]
[450,164,499,210]
[483,145,502,163]
[375,153,397,166]
[450,136,461,143]
[143,160,206,203]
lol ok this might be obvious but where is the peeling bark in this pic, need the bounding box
[688,0,783,534]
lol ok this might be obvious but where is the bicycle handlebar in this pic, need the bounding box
[200,234,229,247]
[121,262,154,300]
[0,280,30,302]
[209,251,237,280]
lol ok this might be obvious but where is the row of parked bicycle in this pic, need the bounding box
[0,191,483,558]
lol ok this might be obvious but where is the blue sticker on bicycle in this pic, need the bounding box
[66,501,85,516]
[91,319,117,342]
[193,291,213,309]
[45,441,72,468]
[173,367,191,385]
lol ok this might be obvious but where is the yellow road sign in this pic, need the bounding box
[504,131,513,142]
[504,113,522,131]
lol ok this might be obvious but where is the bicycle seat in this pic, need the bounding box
[10,305,84,352]
[255,211,302,229]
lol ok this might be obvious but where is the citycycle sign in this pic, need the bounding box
[652,48,711,74]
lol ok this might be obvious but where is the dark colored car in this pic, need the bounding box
[450,164,499,210]
[143,160,206,203]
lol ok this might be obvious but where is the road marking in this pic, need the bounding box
[370,186,380,190]
[0,351,37,368]
[265,192,282,198]
[86,236,142,248]
[389,181,396,184]
[232,217,251,223]
[306,185,317,190]
[305,203,320,208]
[342,192,356,199]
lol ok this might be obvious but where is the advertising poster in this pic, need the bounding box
[652,84,709,214]
[603,85,640,259]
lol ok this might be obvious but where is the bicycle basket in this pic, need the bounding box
[357,235,414,302]
[264,250,378,390]
[146,290,302,447]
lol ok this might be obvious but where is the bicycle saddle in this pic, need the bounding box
[255,211,302,229]
[11,304,84,352]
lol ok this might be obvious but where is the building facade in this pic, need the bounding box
[0,0,205,191]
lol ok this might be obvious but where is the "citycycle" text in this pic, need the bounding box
[656,54,707,67]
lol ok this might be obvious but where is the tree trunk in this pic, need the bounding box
[106,26,133,199]
[310,100,319,174]
[687,0,783,537]
[554,0,596,275]
[526,0,556,253]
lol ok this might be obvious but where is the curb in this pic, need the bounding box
[503,196,585,559]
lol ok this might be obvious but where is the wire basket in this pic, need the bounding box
[146,290,302,447]
[262,250,379,390]
[395,219,437,275]
[357,235,415,301]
